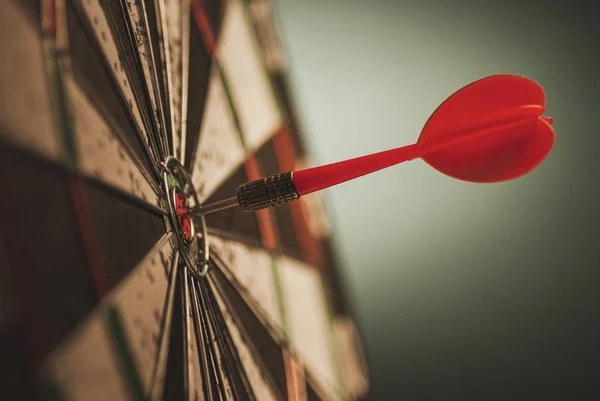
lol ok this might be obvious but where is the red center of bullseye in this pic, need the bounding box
[174,189,192,241]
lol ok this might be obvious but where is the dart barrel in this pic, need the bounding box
[237,171,299,212]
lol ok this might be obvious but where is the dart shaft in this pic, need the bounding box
[193,196,239,215]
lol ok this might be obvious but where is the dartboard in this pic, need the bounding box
[0,1,369,400]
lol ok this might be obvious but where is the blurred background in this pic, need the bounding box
[272,0,600,399]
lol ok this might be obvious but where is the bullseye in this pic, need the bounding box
[174,188,193,241]
[161,156,210,278]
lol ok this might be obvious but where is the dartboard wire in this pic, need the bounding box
[148,250,179,401]
[181,266,193,401]
[209,243,285,341]
[116,0,165,158]
[198,276,253,401]
[46,0,167,217]
[99,1,165,166]
[206,275,285,401]
[153,0,177,157]
[189,273,224,400]
[206,262,287,401]
[120,0,169,161]
[58,0,164,193]
[71,1,164,181]
[196,283,228,401]
[179,0,192,163]
[195,279,236,400]
[211,250,349,401]
[56,59,166,209]
[104,232,176,401]
[50,6,166,213]
[134,0,172,159]
[188,274,215,400]
[209,234,286,328]
[202,273,258,401]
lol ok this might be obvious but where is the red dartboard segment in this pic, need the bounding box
[191,0,217,57]
[245,156,278,250]
[273,127,324,266]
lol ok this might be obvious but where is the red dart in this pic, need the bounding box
[195,74,555,215]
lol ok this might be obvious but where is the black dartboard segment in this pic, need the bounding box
[203,0,226,38]
[201,280,255,401]
[184,15,212,168]
[0,0,371,400]
[84,179,165,288]
[162,268,185,401]
[143,1,171,146]
[0,147,97,360]
[0,240,40,401]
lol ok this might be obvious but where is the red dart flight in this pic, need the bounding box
[293,74,555,196]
